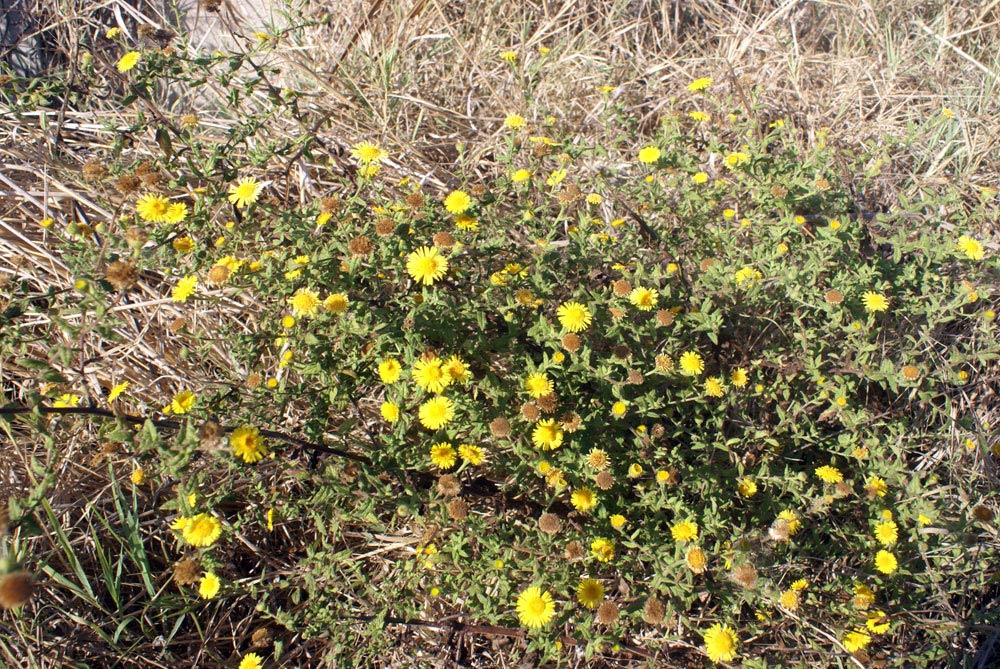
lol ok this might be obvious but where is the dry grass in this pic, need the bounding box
[1,0,998,666]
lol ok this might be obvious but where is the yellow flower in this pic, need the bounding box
[629,287,657,310]
[418,396,455,430]
[842,629,871,652]
[737,478,757,498]
[116,51,141,73]
[378,359,402,383]
[380,401,399,422]
[289,289,320,317]
[499,50,518,64]
[704,377,725,397]
[692,171,709,184]
[516,586,555,628]
[458,443,485,465]
[638,146,661,164]
[546,169,567,186]
[957,235,985,260]
[169,390,196,414]
[512,169,532,183]
[227,177,263,209]
[238,653,264,669]
[730,368,748,387]
[442,356,470,384]
[586,448,610,470]
[874,550,898,574]
[172,236,195,253]
[591,538,614,562]
[576,579,604,609]
[570,487,597,513]
[351,141,387,164]
[734,266,763,284]
[873,520,898,546]
[180,513,222,547]
[778,589,799,610]
[443,190,472,214]
[524,373,553,399]
[686,546,708,573]
[866,610,890,634]
[815,465,843,484]
[504,114,526,130]
[454,214,478,231]
[671,520,698,542]
[136,193,173,223]
[531,419,564,450]
[52,393,81,408]
[687,77,714,92]
[199,573,221,599]
[861,291,889,313]
[230,425,267,463]
[679,351,704,376]
[628,463,643,478]
[724,151,750,168]
[129,467,145,485]
[609,514,626,530]
[611,400,627,417]
[702,623,738,662]
[413,356,450,393]
[171,275,197,302]
[324,293,349,313]
[557,301,592,332]
[688,111,710,122]
[406,246,449,285]
[429,442,457,469]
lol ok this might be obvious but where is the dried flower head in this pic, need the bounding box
[124,226,148,249]
[432,231,455,248]
[643,596,665,625]
[520,402,541,422]
[564,540,585,561]
[561,333,581,352]
[627,369,645,385]
[971,505,994,522]
[251,627,273,649]
[656,309,676,327]
[730,563,758,590]
[82,160,108,182]
[560,412,582,432]
[538,513,561,534]
[536,392,558,414]
[375,218,395,236]
[612,279,631,296]
[595,470,616,490]
[446,498,469,521]
[115,174,141,194]
[489,417,511,438]
[825,289,844,305]
[207,264,231,285]
[172,558,201,586]
[437,474,461,497]
[596,601,619,625]
[348,235,374,256]
[0,571,33,610]
[105,260,138,291]
[198,419,224,450]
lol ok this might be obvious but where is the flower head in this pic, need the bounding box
[289,289,320,317]
[862,291,889,313]
[570,487,597,513]
[429,442,456,469]
[413,356,450,393]
[842,629,871,652]
[230,426,267,463]
[516,586,555,628]
[378,359,402,383]
[418,396,455,430]
[874,550,898,574]
[687,77,714,92]
[380,401,399,422]
[443,190,472,215]
[351,142,387,164]
[638,146,661,164]
[629,287,657,310]
[172,275,198,303]
[679,351,704,376]
[591,538,614,562]
[577,578,604,609]
[524,373,554,399]
[557,301,592,332]
[406,246,449,286]
[815,465,843,484]
[198,572,220,599]
[957,235,985,260]
[504,114,526,130]
[671,520,698,542]
[873,519,898,546]
[702,623,738,662]
[324,293,348,313]
[180,513,222,547]
[531,419,564,450]
[238,654,264,669]
[116,51,140,73]
[227,178,263,209]
[458,443,485,465]
[169,390,196,414]
[136,193,173,223]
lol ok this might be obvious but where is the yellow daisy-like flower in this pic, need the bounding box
[512,169,532,183]
[130,468,145,485]
[704,377,725,397]
[418,396,455,430]
[702,623,738,662]
[866,610,891,634]
[873,519,898,546]
[351,141,387,164]
[685,546,708,573]
[611,400,627,417]
[591,538,614,562]
[172,236,195,253]
[778,589,799,610]
[737,478,757,498]
[499,50,518,64]
[406,246,449,286]
[586,448,610,471]
[380,401,399,422]
[169,390,196,414]
[671,520,698,542]
[52,393,81,408]
[230,425,267,463]
[687,77,714,92]
[378,359,402,383]
[442,355,470,384]
[628,463,643,478]
[861,291,889,313]
[637,146,661,164]
[524,373,553,399]
[570,487,597,513]
[324,293,349,313]
[842,629,871,652]
[777,510,801,535]
[689,110,710,122]
[531,419,564,450]
[576,578,604,609]
[874,550,898,574]
[180,513,222,547]
[429,442,457,469]
[957,235,985,260]
[724,151,750,168]
[734,266,763,284]
[557,301,592,332]
[609,514,626,529]
[504,114,526,130]
[679,351,704,376]
[516,586,555,628]
[815,465,843,484]
[288,289,320,317]
[172,275,198,303]
[136,193,172,223]
[198,573,221,599]
[730,368,749,387]
[413,356,450,393]
[629,287,657,310]
[227,177,263,209]
[546,168,567,186]
[443,190,472,215]
[116,51,141,73]
[692,171,709,184]
[458,443,485,465]
[238,654,264,669]
[866,475,888,497]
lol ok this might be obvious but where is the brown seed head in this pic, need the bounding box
[489,417,511,438]
[612,345,631,360]
[115,174,141,194]
[172,558,200,586]
[374,218,395,236]
[560,412,582,433]
[82,160,108,182]
[124,226,148,249]
[730,563,758,590]
[700,258,716,272]
[769,518,791,542]
[536,393,558,414]
[446,498,468,521]
[169,317,187,333]
[642,596,665,625]
[349,235,374,256]
[105,260,138,291]
[469,184,487,198]
[627,370,645,385]
[771,185,788,198]
[538,513,561,535]
[655,355,673,372]
[656,309,675,327]
[901,365,920,381]
[971,505,994,522]
[685,547,708,574]
[564,540,585,561]
[612,279,631,297]
[609,307,626,321]
[246,373,262,389]
[431,232,455,248]
[825,289,844,305]
[320,196,341,214]
[251,627,273,649]
[207,264,231,285]
[651,423,665,439]
[0,571,33,610]
[520,402,540,422]
[405,192,425,210]
[595,470,616,491]
[561,333,581,352]
[198,419,224,450]
[436,474,461,497]
[595,601,619,625]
